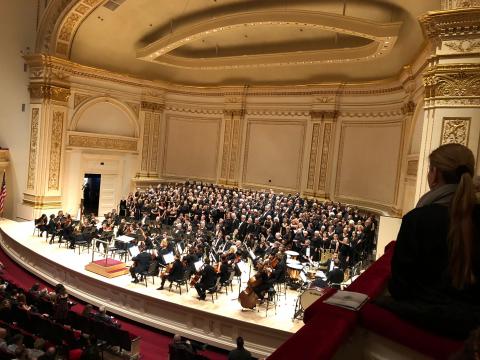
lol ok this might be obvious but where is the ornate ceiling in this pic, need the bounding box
[40,0,442,85]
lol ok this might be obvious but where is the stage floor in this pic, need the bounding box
[0,220,303,335]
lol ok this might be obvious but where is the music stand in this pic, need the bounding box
[163,252,174,265]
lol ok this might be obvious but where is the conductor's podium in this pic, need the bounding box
[85,258,129,278]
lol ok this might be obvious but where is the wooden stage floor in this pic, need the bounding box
[0,219,303,356]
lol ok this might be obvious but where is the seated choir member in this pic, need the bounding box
[194,258,217,301]
[158,254,184,290]
[385,143,480,339]
[130,247,152,283]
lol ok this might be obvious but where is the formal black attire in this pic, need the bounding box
[160,259,185,289]
[228,348,252,360]
[194,264,217,299]
[130,251,152,282]
[219,262,231,284]
[384,203,480,339]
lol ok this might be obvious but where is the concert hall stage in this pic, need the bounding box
[0,219,303,358]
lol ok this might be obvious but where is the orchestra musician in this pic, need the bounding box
[34,214,48,237]
[218,254,231,284]
[194,258,217,301]
[158,254,185,290]
[130,247,152,283]
[252,253,286,299]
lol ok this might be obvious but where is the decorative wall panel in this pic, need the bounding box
[306,123,320,189]
[48,111,64,191]
[441,117,471,145]
[27,108,39,190]
[243,121,305,191]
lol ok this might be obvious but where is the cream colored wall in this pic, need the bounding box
[334,120,403,208]
[0,1,36,219]
[74,102,136,137]
[162,114,222,182]
[242,121,305,191]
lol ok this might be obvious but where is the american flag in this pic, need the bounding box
[0,171,6,215]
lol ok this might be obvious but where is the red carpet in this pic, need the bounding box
[0,244,228,360]
[92,258,124,266]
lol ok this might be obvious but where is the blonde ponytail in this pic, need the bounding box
[429,144,476,289]
[449,171,476,288]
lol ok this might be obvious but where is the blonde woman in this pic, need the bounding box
[387,143,479,339]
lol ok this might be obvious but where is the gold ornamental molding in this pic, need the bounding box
[22,193,63,209]
[310,111,339,120]
[54,0,104,57]
[27,108,40,190]
[68,132,138,152]
[24,55,407,99]
[441,0,480,10]
[220,118,233,180]
[306,123,320,189]
[444,39,480,53]
[441,117,471,145]
[48,111,65,191]
[318,123,333,191]
[419,8,480,40]
[73,93,92,108]
[423,64,480,99]
[137,10,401,69]
[141,101,165,112]
[29,84,71,103]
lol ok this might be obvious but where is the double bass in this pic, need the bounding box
[238,264,265,309]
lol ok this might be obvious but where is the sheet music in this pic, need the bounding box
[176,243,183,255]
[116,235,135,243]
[306,247,310,258]
[236,260,247,274]
[194,260,204,272]
[163,252,174,264]
[128,246,140,258]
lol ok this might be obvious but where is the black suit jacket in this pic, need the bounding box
[132,251,151,273]
[168,259,185,281]
[200,264,217,288]
[390,203,480,302]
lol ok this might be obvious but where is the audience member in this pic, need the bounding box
[228,337,251,360]
[385,143,480,339]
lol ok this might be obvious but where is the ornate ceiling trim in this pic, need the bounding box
[24,54,406,98]
[137,10,401,69]
[53,0,104,57]
[419,7,480,40]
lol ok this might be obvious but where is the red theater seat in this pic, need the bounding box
[269,241,464,359]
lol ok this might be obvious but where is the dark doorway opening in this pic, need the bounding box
[82,174,101,216]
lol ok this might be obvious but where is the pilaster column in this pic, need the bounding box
[138,101,164,179]
[416,6,480,200]
[219,109,243,186]
[23,59,70,214]
[304,110,338,198]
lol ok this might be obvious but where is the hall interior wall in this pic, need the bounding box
[0,1,37,219]
[52,60,426,217]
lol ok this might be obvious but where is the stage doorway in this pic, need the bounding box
[83,174,101,216]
